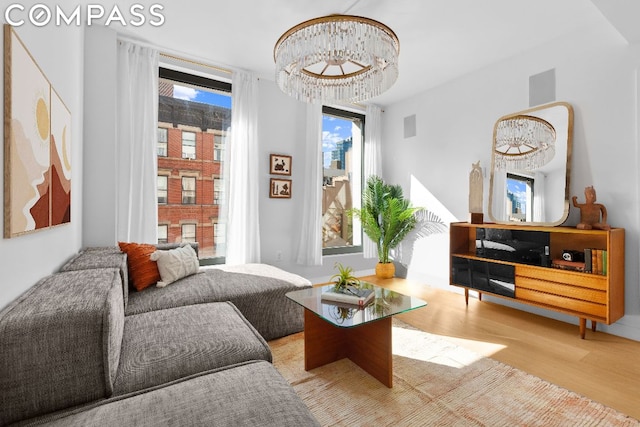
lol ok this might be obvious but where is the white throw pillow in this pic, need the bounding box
[150,244,199,287]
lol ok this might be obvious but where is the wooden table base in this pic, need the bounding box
[303,309,393,388]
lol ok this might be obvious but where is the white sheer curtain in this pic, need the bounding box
[225,71,260,264]
[115,41,159,243]
[492,169,507,220]
[296,103,323,266]
[533,171,546,222]
[362,104,383,258]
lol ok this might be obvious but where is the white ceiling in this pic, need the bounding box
[124,0,636,107]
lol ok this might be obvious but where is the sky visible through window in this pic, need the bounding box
[173,84,231,108]
[322,115,352,168]
[507,177,527,212]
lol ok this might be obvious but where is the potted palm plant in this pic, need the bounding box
[349,175,444,279]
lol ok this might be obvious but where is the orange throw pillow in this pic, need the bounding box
[118,242,161,291]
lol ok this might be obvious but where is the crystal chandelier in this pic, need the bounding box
[494,115,556,171]
[274,15,400,104]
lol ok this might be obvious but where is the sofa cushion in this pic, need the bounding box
[155,241,199,256]
[0,268,124,426]
[59,247,129,306]
[125,266,311,340]
[150,244,199,287]
[118,242,161,291]
[113,301,271,395]
[19,361,320,427]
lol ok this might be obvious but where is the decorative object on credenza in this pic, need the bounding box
[269,178,291,199]
[572,186,611,230]
[4,25,72,238]
[469,161,483,224]
[274,15,399,104]
[269,154,291,176]
[348,175,446,279]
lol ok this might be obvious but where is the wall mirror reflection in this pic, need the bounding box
[488,102,573,226]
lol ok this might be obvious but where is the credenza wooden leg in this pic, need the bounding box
[464,289,469,305]
[579,318,586,339]
[591,320,597,332]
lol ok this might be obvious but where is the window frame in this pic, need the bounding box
[181,176,196,205]
[213,134,224,161]
[181,223,196,243]
[157,128,168,157]
[181,131,196,160]
[158,67,231,266]
[213,176,224,206]
[322,106,365,256]
[157,175,168,205]
[157,224,169,244]
[506,172,535,222]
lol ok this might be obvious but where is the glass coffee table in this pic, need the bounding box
[286,282,427,388]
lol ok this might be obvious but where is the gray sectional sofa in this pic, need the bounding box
[0,246,319,426]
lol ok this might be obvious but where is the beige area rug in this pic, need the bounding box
[270,320,639,427]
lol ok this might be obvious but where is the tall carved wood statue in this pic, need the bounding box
[572,186,611,230]
[469,161,483,223]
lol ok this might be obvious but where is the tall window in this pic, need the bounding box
[321,106,364,255]
[182,131,196,159]
[157,67,231,263]
[157,175,168,204]
[182,176,196,204]
[157,128,168,156]
[507,173,534,222]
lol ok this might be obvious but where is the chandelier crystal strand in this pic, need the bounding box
[274,15,400,104]
[494,115,556,171]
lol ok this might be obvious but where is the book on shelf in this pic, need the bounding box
[551,259,586,272]
[584,248,592,273]
[584,248,607,275]
[321,286,375,307]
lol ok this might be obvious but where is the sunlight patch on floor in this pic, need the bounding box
[392,325,507,369]
[438,334,508,358]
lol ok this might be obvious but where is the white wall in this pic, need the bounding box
[83,26,118,246]
[382,22,640,340]
[0,21,84,309]
[257,80,374,282]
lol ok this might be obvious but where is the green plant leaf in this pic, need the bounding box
[351,175,446,263]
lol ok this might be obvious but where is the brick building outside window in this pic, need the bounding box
[157,69,231,262]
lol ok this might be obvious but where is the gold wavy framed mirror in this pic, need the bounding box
[488,102,573,226]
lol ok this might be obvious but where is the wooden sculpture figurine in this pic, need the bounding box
[572,186,611,230]
[469,161,483,223]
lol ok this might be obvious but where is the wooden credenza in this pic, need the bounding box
[449,222,625,338]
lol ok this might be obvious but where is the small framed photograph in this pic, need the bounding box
[270,178,292,199]
[270,154,292,176]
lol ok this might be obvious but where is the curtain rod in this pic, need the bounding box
[117,34,233,75]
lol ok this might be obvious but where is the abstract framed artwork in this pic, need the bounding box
[270,153,292,176]
[270,178,292,199]
[4,25,71,238]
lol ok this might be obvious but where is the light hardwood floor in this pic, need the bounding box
[361,275,640,420]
